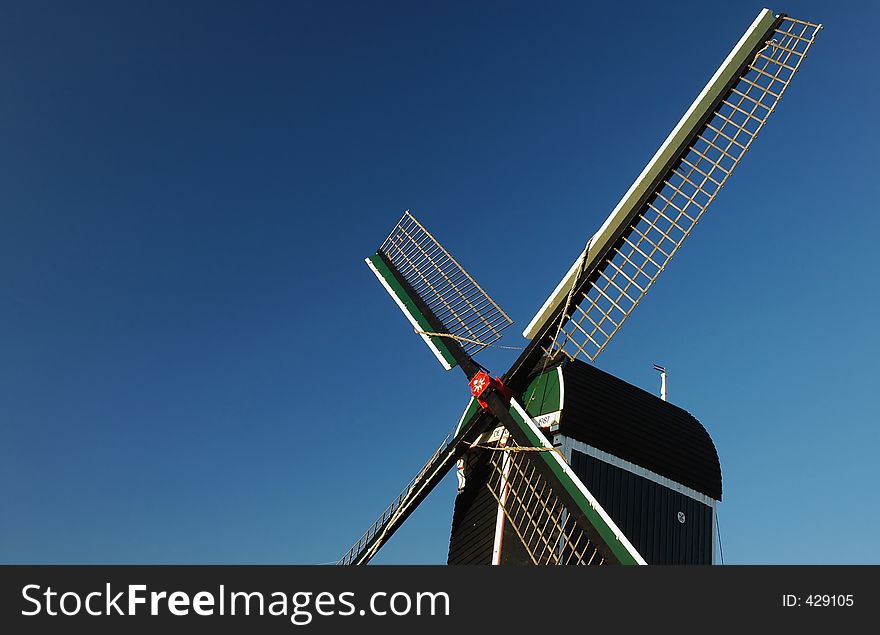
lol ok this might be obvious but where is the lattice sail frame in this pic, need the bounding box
[367,211,512,369]
[337,425,460,566]
[534,14,821,363]
[475,437,609,565]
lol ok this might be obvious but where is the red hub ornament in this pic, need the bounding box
[469,371,513,409]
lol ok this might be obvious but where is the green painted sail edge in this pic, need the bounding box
[507,398,646,565]
[365,253,458,370]
[454,398,481,436]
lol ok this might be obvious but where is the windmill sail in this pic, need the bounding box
[337,410,495,565]
[366,211,513,370]
[521,10,821,364]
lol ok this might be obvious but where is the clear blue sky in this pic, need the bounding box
[1,0,877,565]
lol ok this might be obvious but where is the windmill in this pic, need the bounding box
[339,8,821,566]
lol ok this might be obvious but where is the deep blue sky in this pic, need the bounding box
[1,0,877,564]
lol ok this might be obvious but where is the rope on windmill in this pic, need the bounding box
[472,443,567,459]
[414,330,524,350]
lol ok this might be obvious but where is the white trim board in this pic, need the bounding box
[556,365,565,410]
[509,399,647,565]
[560,437,719,508]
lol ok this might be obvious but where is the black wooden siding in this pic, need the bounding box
[571,449,713,564]
[559,360,722,501]
[447,451,496,565]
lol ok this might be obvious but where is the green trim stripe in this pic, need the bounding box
[366,253,458,370]
[507,399,644,565]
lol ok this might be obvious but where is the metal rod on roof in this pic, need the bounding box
[653,363,667,401]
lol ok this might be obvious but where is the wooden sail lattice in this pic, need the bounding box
[473,434,611,566]
[337,425,463,566]
[547,16,822,363]
[379,211,513,356]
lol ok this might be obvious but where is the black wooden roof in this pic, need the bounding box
[557,360,722,501]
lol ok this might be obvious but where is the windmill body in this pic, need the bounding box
[449,360,721,565]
